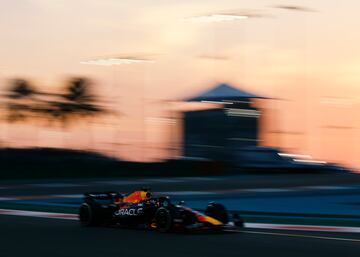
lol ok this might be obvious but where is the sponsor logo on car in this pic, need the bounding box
[114,208,143,216]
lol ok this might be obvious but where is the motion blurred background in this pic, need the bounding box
[0,0,359,171]
[2,2,360,256]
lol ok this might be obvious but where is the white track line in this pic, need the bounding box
[0,209,78,220]
[0,197,17,201]
[225,229,360,243]
[245,222,360,233]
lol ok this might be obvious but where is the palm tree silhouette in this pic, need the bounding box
[3,77,107,149]
[6,79,37,122]
[5,77,105,124]
[8,79,36,99]
[49,77,105,126]
[47,77,106,149]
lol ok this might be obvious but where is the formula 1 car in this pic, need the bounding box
[79,188,244,232]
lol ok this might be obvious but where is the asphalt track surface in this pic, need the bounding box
[1,173,360,257]
[0,215,359,257]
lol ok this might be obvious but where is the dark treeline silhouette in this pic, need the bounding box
[4,77,106,125]
[0,147,225,179]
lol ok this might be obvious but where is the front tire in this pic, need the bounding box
[155,207,172,232]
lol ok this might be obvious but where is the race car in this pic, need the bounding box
[79,188,244,232]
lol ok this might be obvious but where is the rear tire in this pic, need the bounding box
[205,202,229,224]
[79,203,100,226]
[155,207,172,232]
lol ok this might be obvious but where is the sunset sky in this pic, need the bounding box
[0,0,360,168]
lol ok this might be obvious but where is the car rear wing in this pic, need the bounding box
[84,191,123,202]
